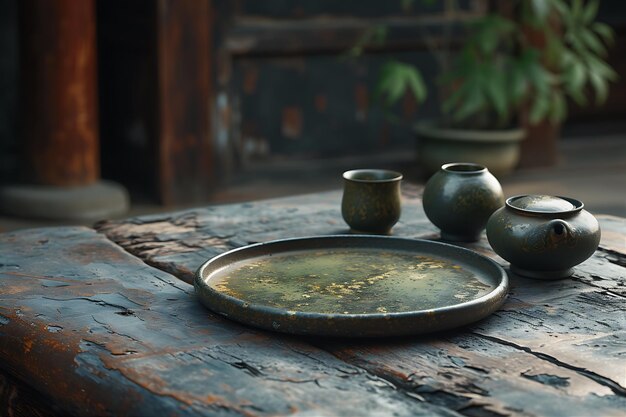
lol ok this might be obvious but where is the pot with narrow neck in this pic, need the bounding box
[422,162,504,242]
[486,195,601,279]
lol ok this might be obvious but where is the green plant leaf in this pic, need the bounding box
[581,29,606,55]
[529,94,551,124]
[367,0,616,126]
[527,61,552,94]
[552,0,570,17]
[452,88,486,122]
[375,61,427,108]
[441,78,470,114]
[560,49,575,66]
[371,26,388,45]
[375,62,401,106]
[545,31,565,68]
[550,91,568,124]
[586,54,619,80]
[589,70,609,104]
[485,70,508,122]
[572,0,584,22]
[509,66,528,104]
[568,85,587,106]
[383,79,406,106]
[583,0,600,24]
[530,0,551,22]
[570,59,586,88]
[563,60,587,105]
[469,15,516,55]
[592,22,615,44]
[346,25,388,58]
[405,68,427,103]
[569,30,592,57]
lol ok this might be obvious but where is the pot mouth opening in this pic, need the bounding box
[343,169,403,183]
[506,195,584,215]
[441,162,487,174]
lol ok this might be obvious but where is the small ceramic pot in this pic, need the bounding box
[486,195,601,279]
[423,162,504,242]
[341,169,402,234]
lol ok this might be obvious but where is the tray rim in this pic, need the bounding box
[194,235,508,337]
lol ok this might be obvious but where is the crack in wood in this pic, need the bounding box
[309,342,485,417]
[492,311,556,331]
[569,276,626,298]
[597,248,626,267]
[456,404,513,417]
[472,332,626,397]
[41,296,143,316]
[287,346,362,376]
[148,272,192,293]
[521,371,570,388]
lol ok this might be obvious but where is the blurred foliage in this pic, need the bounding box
[367,0,617,129]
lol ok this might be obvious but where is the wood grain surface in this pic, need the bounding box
[1,187,625,416]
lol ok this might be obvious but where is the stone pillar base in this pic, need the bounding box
[0,181,129,221]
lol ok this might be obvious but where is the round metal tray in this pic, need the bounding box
[194,235,508,337]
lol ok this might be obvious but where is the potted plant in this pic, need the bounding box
[370,0,616,176]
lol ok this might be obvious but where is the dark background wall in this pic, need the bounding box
[0,0,625,203]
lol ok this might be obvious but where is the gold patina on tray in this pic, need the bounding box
[195,236,508,337]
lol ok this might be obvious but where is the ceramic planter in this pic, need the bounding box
[415,122,526,177]
[423,163,504,242]
[486,195,601,279]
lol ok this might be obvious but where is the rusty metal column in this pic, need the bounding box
[0,0,128,220]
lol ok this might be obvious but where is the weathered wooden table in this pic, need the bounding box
[1,187,625,416]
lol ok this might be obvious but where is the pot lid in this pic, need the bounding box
[508,195,576,212]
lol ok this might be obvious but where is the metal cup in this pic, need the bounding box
[341,169,403,234]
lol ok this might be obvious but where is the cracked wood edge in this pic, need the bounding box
[95,189,626,416]
[0,226,460,417]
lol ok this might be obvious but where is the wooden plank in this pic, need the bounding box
[320,332,626,417]
[96,188,626,416]
[156,0,214,205]
[225,14,478,57]
[18,0,99,186]
[95,185,436,284]
[0,226,460,416]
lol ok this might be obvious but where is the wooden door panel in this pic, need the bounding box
[232,51,440,159]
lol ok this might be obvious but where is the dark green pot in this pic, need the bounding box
[415,122,525,178]
[423,163,504,242]
[486,195,601,279]
[341,169,402,234]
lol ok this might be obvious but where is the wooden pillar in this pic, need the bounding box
[0,0,128,221]
[156,0,214,205]
[19,0,99,186]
